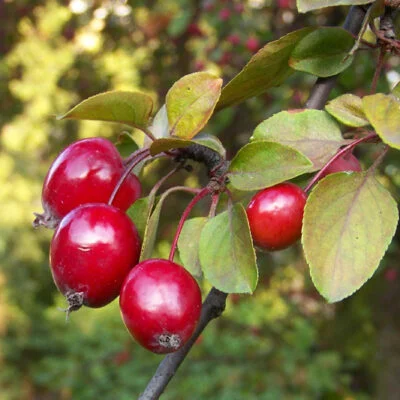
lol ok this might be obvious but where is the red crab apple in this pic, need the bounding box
[194,60,205,71]
[319,152,362,179]
[218,51,233,65]
[219,8,231,21]
[50,203,141,312]
[227,33,241,46]
[278,0,293,8]
[234,3,244,13]
[186,23,204,37]
[246,182,307,251]
[35,137,141,228]
[203,2,215,12]
[120,259,202,354]
[246,36,260,52]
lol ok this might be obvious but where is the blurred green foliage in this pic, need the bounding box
[0,0,399,399]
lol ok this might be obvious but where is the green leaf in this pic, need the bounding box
[199,203,258,293]
[58,91,154,128]
[148,104,170,139]
[289,28,354,77]
[115,132,139,158]
[251,110,346,169]
[139,190,173,261]
[150,138,192,156]
[167,9,192,37]
[216,27,315,110]
[166,72,223,139]
[325,94,369,127]
[138,187,188,261]
[178,217,207,277]
[227,141,312,191]
[150,132,226,158]
[127,197,152,239]
[139,199,164,261]
[297,0,373,14]
[362,93,400,150]
[302,172,399,303]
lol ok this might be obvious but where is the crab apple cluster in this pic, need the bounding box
[246,182,307,251]
[35,137,202,354]
[34,137,142,310]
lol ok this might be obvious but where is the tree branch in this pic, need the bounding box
[138,288,228,400]
[305,5,369,109]
[138,5,370,400]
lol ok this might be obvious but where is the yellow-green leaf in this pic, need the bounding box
[178,217,207,278]
[325,94,369,128]
[252,110,346,169]
[302,172,398,302]
[362,93,400,150]
[58,91,153,128]
[166,72,222,139]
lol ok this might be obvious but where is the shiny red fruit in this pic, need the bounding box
[120,259,202,354]
[319,152,362,179]
[50,203,141,311]
[37,138,141,228]
[246,182,307,251]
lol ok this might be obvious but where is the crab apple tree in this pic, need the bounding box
[32,2,400,400]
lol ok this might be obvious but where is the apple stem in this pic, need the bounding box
[304,132,378,194]
[370,46,386,94]
[168,187,210,262]
[108,148,150,207]
[367,145,389,174]
[148,165,183,201]
[123,147,153,166]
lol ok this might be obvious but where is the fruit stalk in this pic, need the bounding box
[304,132,378,193]
[169,187,210,262]
[108,148,150,206]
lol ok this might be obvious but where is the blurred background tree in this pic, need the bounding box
[0,0,399,399]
